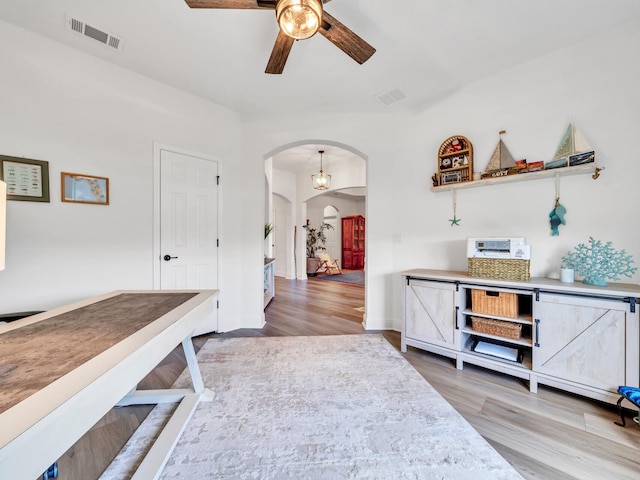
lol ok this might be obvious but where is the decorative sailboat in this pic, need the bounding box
[480,130,521,179]
[545,123,595,170]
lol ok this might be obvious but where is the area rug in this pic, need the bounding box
[315,271,365,285]
[101,335,523,479]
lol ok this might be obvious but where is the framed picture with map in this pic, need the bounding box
[0,155,50,202]
[61,172,109,205]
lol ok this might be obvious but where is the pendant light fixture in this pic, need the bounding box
[311,150,331,190]
[276,0,323,40]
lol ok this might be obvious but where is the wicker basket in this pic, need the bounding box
[471,289,518,318]
[468,258,530,281]
[471,316,522,340]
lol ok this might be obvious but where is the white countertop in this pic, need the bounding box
[402,269,640,298]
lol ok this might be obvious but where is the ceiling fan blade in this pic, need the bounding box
[319,11,376,65]
[184,0,275,9]
[265,30,295,74]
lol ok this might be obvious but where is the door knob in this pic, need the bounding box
[163,254,178,261]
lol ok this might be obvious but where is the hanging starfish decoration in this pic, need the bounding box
[449,191,461,226]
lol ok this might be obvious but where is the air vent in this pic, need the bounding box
[65,14,125,52]
[375,88,407,106]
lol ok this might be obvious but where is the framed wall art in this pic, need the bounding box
[0,155,50,202]
[61,172,109,205]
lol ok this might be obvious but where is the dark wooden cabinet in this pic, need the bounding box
[342,215,365,270]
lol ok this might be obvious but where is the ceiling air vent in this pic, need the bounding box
[375,88,407,107]
[65,14,125,52]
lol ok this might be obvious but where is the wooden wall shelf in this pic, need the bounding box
[431,164,597,192]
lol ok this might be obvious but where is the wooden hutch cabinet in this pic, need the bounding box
[342,215,365,270]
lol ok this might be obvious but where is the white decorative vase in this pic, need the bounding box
[560,267,574,283]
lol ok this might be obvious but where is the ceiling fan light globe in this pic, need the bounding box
[276,0,322,40]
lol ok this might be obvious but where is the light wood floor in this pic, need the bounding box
[52,275,640,479]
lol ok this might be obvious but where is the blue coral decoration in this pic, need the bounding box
[562,237,637,286]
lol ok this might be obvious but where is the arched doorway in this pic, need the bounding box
[264,140,368,328]
[266,142,366,280]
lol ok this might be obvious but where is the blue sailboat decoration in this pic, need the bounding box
[545,123,595,170]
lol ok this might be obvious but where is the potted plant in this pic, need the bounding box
[303,222,333,276]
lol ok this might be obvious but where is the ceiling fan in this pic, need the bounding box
[184,0,376,74]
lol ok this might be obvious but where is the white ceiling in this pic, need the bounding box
[270,143,363,173]
[2,1,639,178]
[2,0,639,118]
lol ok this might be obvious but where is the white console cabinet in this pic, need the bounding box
[402,269,640,404]
[264,258,275,309]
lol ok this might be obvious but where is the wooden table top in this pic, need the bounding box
[0,292,197,415]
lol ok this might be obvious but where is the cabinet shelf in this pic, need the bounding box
[440,148,470,159]
[463,309,532,325]
[462,341,533,370]
[460,327,532,347]
[439,165,470,173]
[431,163,596,192]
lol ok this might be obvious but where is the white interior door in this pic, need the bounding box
[325,217,338,260]
[323,206,339,262]
[159,148,218,334]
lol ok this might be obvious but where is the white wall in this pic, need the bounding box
[0,21,261,332]
[244,21,640,331]
[389,20,640,326]
[244,113,405,328]
[306,195,365,227]
[2,19,638,334]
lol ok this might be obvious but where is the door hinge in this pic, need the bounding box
[216,175,220,185]
[217,239,219,247]
[629,297,636,313]
[217,300,219,309]
[534,288,540,301]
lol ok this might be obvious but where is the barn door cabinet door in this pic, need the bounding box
[403,279,458,351]
[533,293,640,393]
